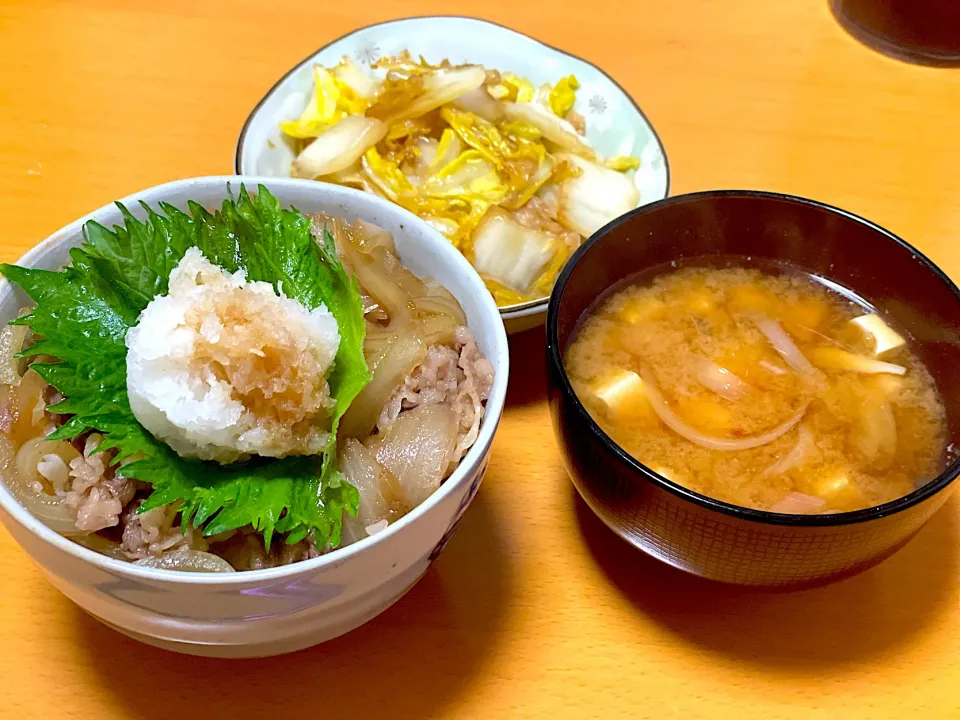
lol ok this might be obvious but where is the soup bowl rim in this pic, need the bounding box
[546,188,960,528]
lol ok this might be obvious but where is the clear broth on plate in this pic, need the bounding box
[564,260,948,514]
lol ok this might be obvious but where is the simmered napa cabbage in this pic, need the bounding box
[279,51,642,307]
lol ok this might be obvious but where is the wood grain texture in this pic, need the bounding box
[1,1,959,718]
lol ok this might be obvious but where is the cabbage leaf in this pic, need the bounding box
[548,75,579,117]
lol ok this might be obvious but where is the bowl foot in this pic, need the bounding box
[80,572,425,658]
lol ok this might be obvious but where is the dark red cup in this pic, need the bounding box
[831,0,960,67]
[546,191,960,588]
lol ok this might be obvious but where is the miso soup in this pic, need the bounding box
[564,264,948,514]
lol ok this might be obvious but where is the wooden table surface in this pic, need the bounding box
[2,1,960,718]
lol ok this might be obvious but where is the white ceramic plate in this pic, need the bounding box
[236,15,670,334]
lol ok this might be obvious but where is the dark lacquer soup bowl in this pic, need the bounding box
[546,190,960,588]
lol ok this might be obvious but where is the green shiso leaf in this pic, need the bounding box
[0,184,371,549]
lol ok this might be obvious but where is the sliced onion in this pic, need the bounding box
[362,325,407,365]
[134,549,236,573]
[0,425,82,534]
[754,317,814,373]
[760,360,788,376]
[309,212,348,244]
[363,319,400,342]
[15,437,81,488]
[340,438,387,526]
[0,437,82,535]
[354,219,397,256]
[10,370,47,446]
[640,374,806,451]
[769,491,826,514]
[763,425,821,477]
[698,361,749,401]
[0,325,29,386]
[413,291,467,326]
[9,437,85,533]
[365,519,389,536]
[416,314,459,347]
[340,515,367,547]
[315,213,398,260]
[372,404,457,506]
[338,237,412,327]
[380,249,428,298]
[340,336,427,439]
[292,116,387,179]
[5,477,80,534]
[74,533,131,561]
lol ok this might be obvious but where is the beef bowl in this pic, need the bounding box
[547,190,960,587]
[0,176,509,656]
